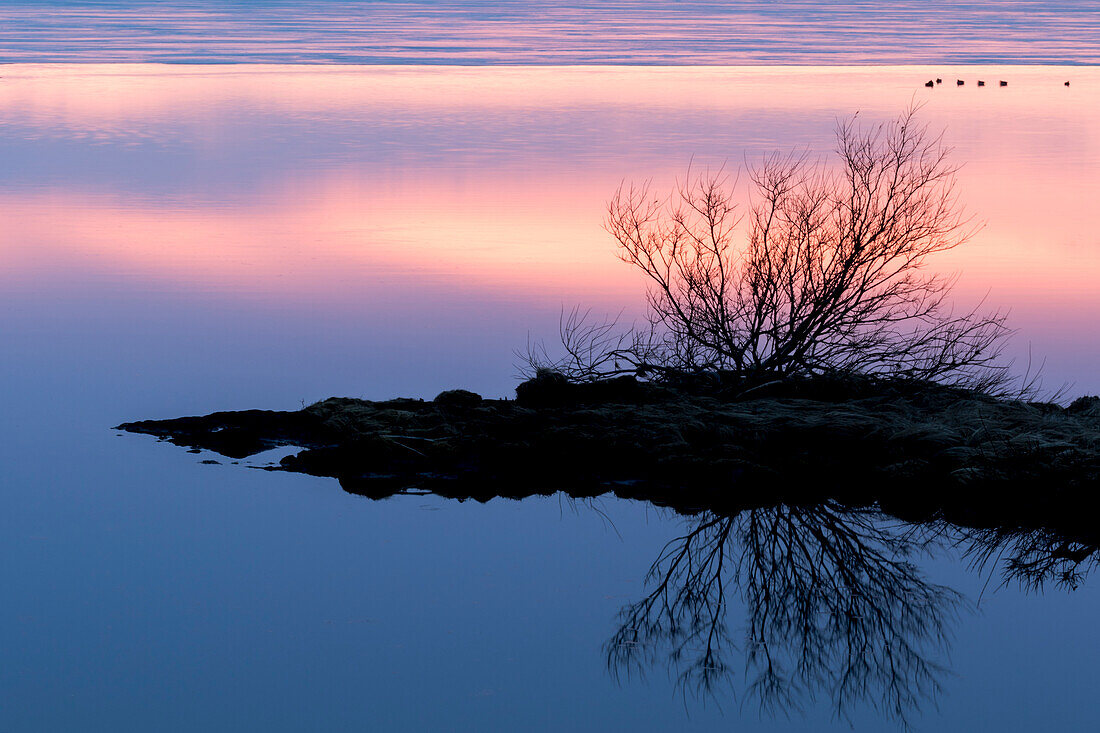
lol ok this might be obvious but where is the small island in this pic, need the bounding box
[118,370,1100,523]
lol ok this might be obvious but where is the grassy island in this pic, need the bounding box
[119,371,1100,528]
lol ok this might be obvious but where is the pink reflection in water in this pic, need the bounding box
[1,65,1098,391]
[2,2,1099,64]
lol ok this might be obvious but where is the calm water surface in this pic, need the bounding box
[3,1,1100,64]
[2,65,1100,730]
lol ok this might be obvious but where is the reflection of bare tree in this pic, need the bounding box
[958,525,1099,592]
[607,503,961,725]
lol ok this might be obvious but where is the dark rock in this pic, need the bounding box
[116,408,330,459]
[434,389,483,408]
[516,372,657,407]
[514,369,572,406]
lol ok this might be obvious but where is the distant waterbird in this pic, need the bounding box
[925,80,934,88]
[936,78,943,84]
[978,80,985,87]
[957,79,964,86]
[1000,80,1008,86]
[1065,81,1071,86]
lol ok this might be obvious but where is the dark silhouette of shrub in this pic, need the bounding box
[525,109,1026,396]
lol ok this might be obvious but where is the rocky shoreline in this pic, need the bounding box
[118,373,1100,530]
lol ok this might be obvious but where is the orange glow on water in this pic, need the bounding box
[0,180,624,302]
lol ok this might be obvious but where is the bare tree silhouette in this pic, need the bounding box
[527,108,1018,394]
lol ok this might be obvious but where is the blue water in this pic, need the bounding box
[4,396,1100,730]
[2,1,1100,64]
